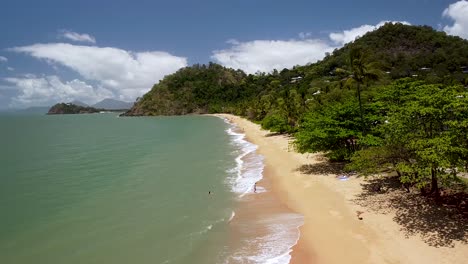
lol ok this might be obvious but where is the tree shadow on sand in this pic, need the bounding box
[353,176,468,247]
[296,162,346,176]
[265,132,284,137]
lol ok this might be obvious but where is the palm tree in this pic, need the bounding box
[346,47,380,133]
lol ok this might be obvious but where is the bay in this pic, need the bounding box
[0,113,236,264]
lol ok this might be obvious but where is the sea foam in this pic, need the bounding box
[227,213,304,264]
[225,126,264,197]
[221,116,304,264]
[248,213,304,264]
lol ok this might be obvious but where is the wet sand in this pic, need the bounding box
[226,169,302,263]
[223,125,303,264]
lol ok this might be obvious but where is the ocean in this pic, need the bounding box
[0,113,302,264]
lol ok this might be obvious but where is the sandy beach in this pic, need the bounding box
[215,114,468,264]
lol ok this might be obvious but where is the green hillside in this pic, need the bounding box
[124,23,468,118]
[123,63,248,115]
[314,23,468,81]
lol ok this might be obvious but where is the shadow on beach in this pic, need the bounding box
[265,132,284,137]
[296,162,346,176]
[296,162,467,247]
[353,176,468,248]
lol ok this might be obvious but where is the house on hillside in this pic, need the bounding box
[290,76,303,83]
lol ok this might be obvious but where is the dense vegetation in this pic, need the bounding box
[125,23,468,198]
[123,64,248,115]
[47,103,103,114]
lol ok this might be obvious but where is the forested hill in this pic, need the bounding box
[123,64,247,115]
[123,23,468,117]
[314,23,468,80]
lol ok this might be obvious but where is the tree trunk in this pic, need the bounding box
[430,167,440,197]
[420,186,427,196]
[357,82,364,134]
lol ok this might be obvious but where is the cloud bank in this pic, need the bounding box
[59,30,96,44]
[443,0,468,39]
[5,75,113,107]
[212,21,409,74]
[9,43,188,102]
[212,39,335,74]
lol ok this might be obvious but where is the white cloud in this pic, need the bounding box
[212,39,335,74]
[5,75,113,107]
[329,21,410,45]
[59,30,96,44]
[212,21,409,73]
[0,56,7,62]
[9,43,187,101]
[7,67,14,71]
[443,0,468,39]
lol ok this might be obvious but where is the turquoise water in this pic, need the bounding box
[0,114,237,264]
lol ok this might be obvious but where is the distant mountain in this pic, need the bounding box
[92,99,133,110]
[18,106,51,114]
[0,106,51,115]
[70,100,89,107]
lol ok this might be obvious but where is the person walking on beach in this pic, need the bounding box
[254,182,257,193]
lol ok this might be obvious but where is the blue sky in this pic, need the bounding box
[0,0,467,108]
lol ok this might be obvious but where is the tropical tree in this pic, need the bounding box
[348,80,468,197]
[294,99,362,161]
[345,47,381,133]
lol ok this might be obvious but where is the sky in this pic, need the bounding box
[0,0,467,109]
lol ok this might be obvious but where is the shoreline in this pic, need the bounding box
[223,118,302,264]
[214,114,468,264]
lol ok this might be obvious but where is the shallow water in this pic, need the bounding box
[0,113,301,264]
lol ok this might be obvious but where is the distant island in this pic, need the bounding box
[47,103,104,114]
[47,99,134,115]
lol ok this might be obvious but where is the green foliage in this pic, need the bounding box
[346,146,394,175]
[348,80,468,195]
[124,63,248,115]
[261,112,289,133]
[294,99,362,160]
[126,24,468,121]
[346,46,382,132]
[320,23,468,81]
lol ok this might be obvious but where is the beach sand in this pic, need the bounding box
[215,114,468,264]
